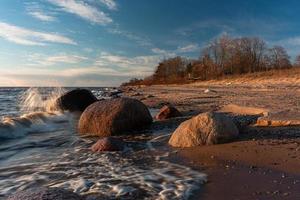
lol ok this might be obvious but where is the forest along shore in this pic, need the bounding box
[122,80,300,200]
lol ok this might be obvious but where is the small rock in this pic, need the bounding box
[204,89,217,93]
[155,105,182,120]
[91,137,125,152]
[131,92,142,96]
[282,192,290,196]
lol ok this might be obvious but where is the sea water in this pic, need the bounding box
[0,87,206,199]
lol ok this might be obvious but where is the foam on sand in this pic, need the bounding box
[0,144,207,199]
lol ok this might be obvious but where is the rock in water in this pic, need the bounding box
[155,105,182,120]
[56,89,98,112]
[78,98,152,136]
[91,137,125,152]
[7,187,83,200]
[169,112,239,147]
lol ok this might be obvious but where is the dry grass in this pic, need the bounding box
[191,68,300,86]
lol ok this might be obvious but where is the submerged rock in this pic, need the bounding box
[155,105,182,120]
[78,98,152,137]
[91,137,125,152]
[7,187,83,200]
[169,112,239,147]
[56,89,98,112]
[102,89,123,98]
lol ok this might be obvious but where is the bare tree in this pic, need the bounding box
[294,55,300,67]
[268,46,291,69]
[123,35,294,86]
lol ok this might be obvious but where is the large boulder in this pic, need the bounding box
[78,98,152,136]
[169,112,239,147]
[56,89,98,112]
[91,137,125,152]
[155,105,182,120]
[7,187,83,200]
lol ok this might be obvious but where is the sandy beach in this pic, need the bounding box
[123,77,300,200]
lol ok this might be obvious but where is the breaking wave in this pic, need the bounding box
[0,87,71,139]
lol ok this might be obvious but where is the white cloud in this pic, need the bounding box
[0,52,162,86]
[99,0,117,10]
[108,27,152,47]
[27,53,88,66]
[279,37,300,46]
[176,44,199,53]
[48,0,112,25]
[26,2,56,22]
[0,22,76,45]
[83,47,93,52]
[0,68,127,87]
[30,52,160,77]
[95,52,159,71]
[60,66,121,76]
[28,11,56,22]
[47,55,88,64]
[151,48,168,54]
[151,43,199,56]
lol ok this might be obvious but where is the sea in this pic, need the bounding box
[0,87,206,200]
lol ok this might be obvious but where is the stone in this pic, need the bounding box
[256,110,300,127]
[204,89,217,93]
[91,137,125,152]
[155,105,182,120]
[78,98,152,136]
[218,104,269,116]
[169,112,239,147]
[56,89,98,112]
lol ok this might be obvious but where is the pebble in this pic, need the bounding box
[282,192,290,196]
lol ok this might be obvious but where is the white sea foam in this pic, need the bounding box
[0,146,207,199]
[0,111,77,139]
[0,87,76,139]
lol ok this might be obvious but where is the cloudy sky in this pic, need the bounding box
[1,0,300,86]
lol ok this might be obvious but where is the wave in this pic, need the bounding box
[0,112,74,139]
[0,87,75,139]
[19,87,66,113]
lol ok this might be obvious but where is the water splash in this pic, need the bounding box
[0,87,71,139]
[19,87,66,113]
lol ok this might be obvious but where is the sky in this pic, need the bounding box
[1,0,300,86]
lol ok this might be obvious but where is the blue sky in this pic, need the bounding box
[0,0,300,86]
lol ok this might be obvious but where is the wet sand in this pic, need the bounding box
[123,79,300,200]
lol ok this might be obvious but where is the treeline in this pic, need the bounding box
[122,35,300,86]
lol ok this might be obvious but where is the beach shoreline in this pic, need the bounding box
[123,80,300,199]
